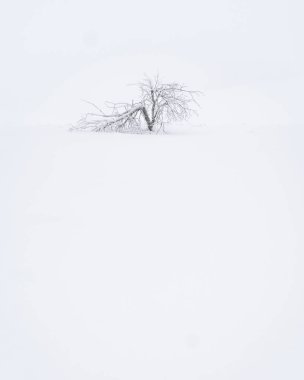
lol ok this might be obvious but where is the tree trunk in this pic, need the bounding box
[141,106,153,131]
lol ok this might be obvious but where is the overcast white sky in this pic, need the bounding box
[0,0,303,127]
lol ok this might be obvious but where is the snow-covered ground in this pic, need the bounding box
[1,0,304,378]
[1,123,303,379]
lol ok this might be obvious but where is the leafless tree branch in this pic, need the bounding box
[73,75,201,133]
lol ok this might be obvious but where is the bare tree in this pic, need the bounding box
[73,75,200,133]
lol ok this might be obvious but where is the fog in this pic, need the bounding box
[1,2,304,380]
[1,0,303,127]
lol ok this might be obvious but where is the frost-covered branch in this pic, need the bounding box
[73,75,201,133]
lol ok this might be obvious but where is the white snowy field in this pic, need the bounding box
[1,0,304,377]
[1,123,303,379]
